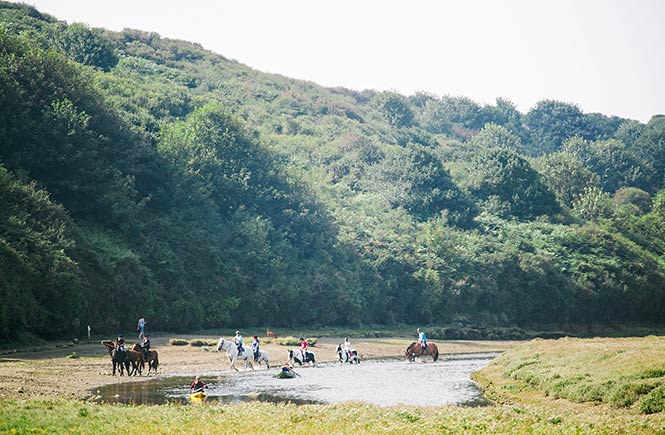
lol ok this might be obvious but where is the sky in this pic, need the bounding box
[13,0,665,122]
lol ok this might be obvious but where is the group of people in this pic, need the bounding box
[113,316,152,361]
[191,328,428,393]
[232,330,262,361]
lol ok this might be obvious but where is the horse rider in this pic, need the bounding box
[190,375,206,393]
[116,334,127,360]
[141,334,151,359]
[344,337,352,359]
[234,330,244,355]
[252,335,260,361]
[299,337,308,361]
[417,328,428,351]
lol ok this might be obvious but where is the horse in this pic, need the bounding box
[102,340,130,376]
[252,348,271,369]
[131,343,158,374]
[405,341,439,362]
[266,329,278,339]
[217,337,253,371]
[336,344,360,364]
[288,349,316,366]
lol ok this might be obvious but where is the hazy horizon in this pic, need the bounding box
[12,0,665,122]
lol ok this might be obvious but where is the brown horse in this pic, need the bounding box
[405,341,439,362]
[132,344,159,374]
[266,329,278,339]
[101,340,130,376]
[102,340,145,376]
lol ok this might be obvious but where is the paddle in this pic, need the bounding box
[191,387,205,394]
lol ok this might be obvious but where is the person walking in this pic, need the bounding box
[137,316,146,340]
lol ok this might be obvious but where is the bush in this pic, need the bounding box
[168,338,189,346]
[189,339,217,347]
[274,336,318,346]
[638,385,665,414]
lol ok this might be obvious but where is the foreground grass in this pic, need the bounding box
[1,398,664,435]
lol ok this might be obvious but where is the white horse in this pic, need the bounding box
[288,349,316,366]
[217,337,253,371]
[336,344,360,364]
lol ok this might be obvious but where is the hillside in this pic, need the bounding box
[1,2,665,341]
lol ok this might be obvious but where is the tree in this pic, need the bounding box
[465,148,560,219]
[468,123,523,153]
[535,152,600,207]
[524,100,590,154]
[373,92,414,128]
[363,144,475,225]
[56,23,118,71]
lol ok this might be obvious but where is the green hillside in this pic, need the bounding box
[1,2,665,341]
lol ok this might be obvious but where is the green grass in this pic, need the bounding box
[476,336,665,414]
[0,398,663,435]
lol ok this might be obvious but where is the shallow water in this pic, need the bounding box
[94,353,497,407]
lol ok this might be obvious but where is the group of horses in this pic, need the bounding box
[104,335,439,376]
[102,340,159,376]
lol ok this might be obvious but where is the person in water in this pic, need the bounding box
[190,375,206,393]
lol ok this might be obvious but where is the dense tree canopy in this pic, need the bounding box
[1,2,665,341]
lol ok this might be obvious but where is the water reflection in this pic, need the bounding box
[94,353,496,407]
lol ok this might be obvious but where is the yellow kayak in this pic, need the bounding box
[190,391,207,401]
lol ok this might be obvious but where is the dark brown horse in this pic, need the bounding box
[132,343,159,374]
[102,340,144,376]
[405,341,439,362]
[102,340,130,376]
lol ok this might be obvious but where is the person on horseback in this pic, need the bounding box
[141,334,151,359]
[299,337,308,361]
[234,331,244,355]
[252,335,260,361]
[190,375,206,393]
[116,334,127,361]
[417,328,427,350]
[344,337,352,360]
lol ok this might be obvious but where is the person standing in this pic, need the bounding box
[137,316,146,340]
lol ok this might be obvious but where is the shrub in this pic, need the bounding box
[638,385,665,414]
[189,339,217,347]
[168,338,189,346]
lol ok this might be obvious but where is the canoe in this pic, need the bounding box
[275,370,296,379]
[190,391,207,401]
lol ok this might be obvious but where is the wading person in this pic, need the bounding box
[190,375,206,393]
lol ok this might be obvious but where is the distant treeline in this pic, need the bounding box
[1,2,664,341]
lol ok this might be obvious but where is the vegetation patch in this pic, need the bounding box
[168,339,189,346]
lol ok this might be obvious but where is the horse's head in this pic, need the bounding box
[216,337,224,352]
[102,340,115,355]
[335,344,342,353]
[288,349,294,360]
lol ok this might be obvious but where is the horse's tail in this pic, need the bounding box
[153,352,159,371]
[433,344,439,362]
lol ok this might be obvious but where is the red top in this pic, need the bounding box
[300,340,308,350]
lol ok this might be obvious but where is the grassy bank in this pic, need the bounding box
[474,336,665,415]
